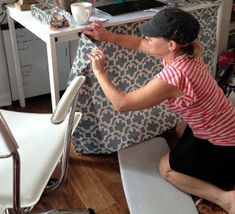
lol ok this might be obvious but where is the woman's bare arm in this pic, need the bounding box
[82,21,150,53]
[87,49,182,112]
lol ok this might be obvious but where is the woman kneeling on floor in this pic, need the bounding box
[83,7,235,214]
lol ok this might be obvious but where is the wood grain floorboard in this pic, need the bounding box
[68,159,116,212]
[32,151,130,214]
[98,204,122,214]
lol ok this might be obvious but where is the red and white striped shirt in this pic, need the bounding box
[156,54,235,146]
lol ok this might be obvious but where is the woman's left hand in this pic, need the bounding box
[87,49,106,76]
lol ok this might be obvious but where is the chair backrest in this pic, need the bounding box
[51,75,85,124]
[0,75,85,214]
[0,75,85,155]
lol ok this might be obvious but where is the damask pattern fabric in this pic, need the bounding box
[68,6,219,154]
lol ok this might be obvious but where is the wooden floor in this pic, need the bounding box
[3,94,130,214]
[34,152,129,214]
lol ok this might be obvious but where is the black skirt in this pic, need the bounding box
[169,125,235,189]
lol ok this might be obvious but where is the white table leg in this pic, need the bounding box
[46,37,60,112]
[7,8,25,107]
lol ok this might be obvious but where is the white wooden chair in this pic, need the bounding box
[0,76,94,214]
[118,137,199,214]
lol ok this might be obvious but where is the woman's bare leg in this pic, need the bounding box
[159,153,235,214]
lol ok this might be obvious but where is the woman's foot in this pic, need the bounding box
[196,198,228,214]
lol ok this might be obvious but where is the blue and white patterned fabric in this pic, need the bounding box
[68,5,219,154]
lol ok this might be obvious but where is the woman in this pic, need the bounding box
[83,7,235,214]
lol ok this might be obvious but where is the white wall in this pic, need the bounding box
[0,26,11,106]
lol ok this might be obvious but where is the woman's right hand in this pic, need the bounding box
[87,48,106,77]
[82,21,112,41]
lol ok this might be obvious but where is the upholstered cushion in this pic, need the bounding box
[118,137,198,214]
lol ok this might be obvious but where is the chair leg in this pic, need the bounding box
[45,138,73,192]
[4,208,28,214]
[45,149,70,191]
[45,154,69,191]
[5,207,96,214]
[38,208,95,214]
[4,209,10,214]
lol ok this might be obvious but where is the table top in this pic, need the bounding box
[6,0,221,42]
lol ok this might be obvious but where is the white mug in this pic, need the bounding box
[71,2,92,25]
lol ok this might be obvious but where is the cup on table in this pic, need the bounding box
[70,2,93,25]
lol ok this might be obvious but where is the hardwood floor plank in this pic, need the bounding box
[68,157,116,213]
[97,204,126,214]
[86,155,129,213]
[33,179,86,212]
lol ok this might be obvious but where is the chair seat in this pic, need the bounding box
[0,110,69,209]
[118,137,198,214]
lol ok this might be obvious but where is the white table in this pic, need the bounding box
[6,1,222,111]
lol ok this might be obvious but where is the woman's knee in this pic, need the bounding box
[159,153,172,179]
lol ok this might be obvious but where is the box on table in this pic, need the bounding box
[30,3,71,29]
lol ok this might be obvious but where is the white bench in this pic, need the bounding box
[118,137,198,214]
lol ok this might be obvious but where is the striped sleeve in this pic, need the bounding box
[156,66,181,89]
[156,66,197,106]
